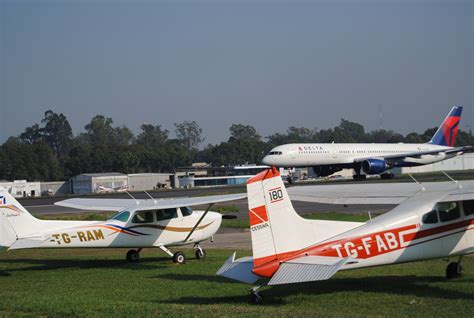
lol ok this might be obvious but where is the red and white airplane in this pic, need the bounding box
[217,167,474,303]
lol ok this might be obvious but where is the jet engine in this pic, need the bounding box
[361,159,390,175]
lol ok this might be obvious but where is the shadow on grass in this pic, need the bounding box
[157,275,474,305]
[151,273,244,284]
[0,257,168,272]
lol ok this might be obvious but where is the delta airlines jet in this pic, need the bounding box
[262,106,472,180]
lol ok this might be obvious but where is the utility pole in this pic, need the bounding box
[379,104,382,130]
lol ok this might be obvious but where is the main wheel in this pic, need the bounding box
[446,262,463,279]
[195,248,206,260]
[353,174,366,181]
[126,249,140,263]
[173,251,186,264]
[250,292,262,304]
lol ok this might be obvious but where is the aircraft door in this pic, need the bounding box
[462,200,474,245]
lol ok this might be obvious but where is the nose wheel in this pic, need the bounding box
[250,286,263,304]
[194,244,206,260]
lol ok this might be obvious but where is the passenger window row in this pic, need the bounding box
[422,200,474,224]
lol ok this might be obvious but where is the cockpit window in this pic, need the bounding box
[268,151,282,155]
[181,206,193,216]
[132,210,154,224]
[111,211,130,222]
[422,210,438,224]
[462,200,474,216]
[437,202,460,222]
[156,208,178,221]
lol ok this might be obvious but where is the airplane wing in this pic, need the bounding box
[287,183,422,204]
[268,255,357,285]
[287,181,474,205]
[55,193,247,211]
[354,146,473,163]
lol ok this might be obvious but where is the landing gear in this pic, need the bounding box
[159,245,186,264]
[353,174,366,181]
[173,251,186,264]
[446,261,463,279]
[126,248,142,263]
[380,173,395,180]
[250,286,262,304]
[194,244,206,260]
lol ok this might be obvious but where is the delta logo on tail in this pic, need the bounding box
[430,106,462,147]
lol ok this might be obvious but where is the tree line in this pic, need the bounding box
[1,110,473,181]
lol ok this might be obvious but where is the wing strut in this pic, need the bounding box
[184,203,214,242]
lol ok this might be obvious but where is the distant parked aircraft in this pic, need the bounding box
[262,106,472,180]
[217,167,474,303]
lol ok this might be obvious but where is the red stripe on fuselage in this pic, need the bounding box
[252,218,474,278]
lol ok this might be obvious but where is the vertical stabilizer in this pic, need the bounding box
[246,167,318,267]
[429,106,463,146]
[0,190,41,238]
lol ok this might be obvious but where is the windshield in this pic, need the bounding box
[110,211,130,222]
[181,206,193,216]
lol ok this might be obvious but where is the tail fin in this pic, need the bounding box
[247,167,320,267]
[429,106,463,146]
[0,189,41,239]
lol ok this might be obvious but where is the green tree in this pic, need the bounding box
[136,124,169,146]
[41,110,73,159]
[174,121,204,150]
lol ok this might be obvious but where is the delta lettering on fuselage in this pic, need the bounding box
[299,145,324,152]
[50,229,105,245]
[328,225,418,259]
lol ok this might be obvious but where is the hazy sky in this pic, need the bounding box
[1,0,473,145]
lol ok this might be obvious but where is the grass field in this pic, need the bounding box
[0,248,472,317]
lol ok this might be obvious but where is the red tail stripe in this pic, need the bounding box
[247,166,280,184]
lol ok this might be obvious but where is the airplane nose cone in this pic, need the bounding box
[262,156,272,166]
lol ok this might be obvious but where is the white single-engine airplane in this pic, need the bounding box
[0,191,245,263]
[217,167,474,303]
[262,106,473,180]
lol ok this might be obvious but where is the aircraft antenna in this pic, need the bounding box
[441,171,463,190]
[144,191,158,204]
[126,191,140,204]
[408,173,425,192]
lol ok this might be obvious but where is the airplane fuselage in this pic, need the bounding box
[8,210,221,249]
[262,143,454,169]
[252,189,474,278]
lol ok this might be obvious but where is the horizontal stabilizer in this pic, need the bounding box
[56,193,247,211]
[268,256,356,285]
[216,252,260,284]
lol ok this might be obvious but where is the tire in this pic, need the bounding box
[446,262,463,279]
[195,249,206,260]
[250,292,262,304]
[173,251,186,264]
[353,175,366,181]
[126,249,140,263]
